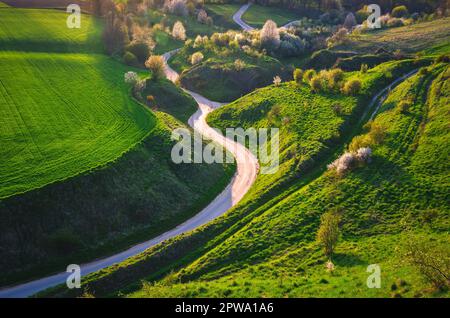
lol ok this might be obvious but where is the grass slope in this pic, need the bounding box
[337,17,450,55]
[242,4,300,28]
[41,57,445,298]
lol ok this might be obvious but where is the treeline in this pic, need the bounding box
[205,0,449,14]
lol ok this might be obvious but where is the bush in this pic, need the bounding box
[392,5,409,18]
[260,20,280,50]
[273,76,282,86]
[126,41,151,64]
[387,17,404,28]
[360,63,368,73]
[310,75,323,92]
[404,237,449,290]
[349,134,371,152]
[419,67,429,75]
[293,68,304,84]
[190,52,204,65]
[342,79,362,95]
[124,71,138,85]
[303,69,316,83]
[123,51,138,66]
[326,68,344,90]
[343,12,357,30]
[145,55,165,80]
[435,54,450,64]
[234,59,245,71]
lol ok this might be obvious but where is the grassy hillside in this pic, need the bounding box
[40,57,448,298]
[124,62,450,298]
[0,7,235,285]
[0,7,155,198]
[336,17,450,55]
[242,4,300,28]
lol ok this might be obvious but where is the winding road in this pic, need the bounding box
[0,5,417,298]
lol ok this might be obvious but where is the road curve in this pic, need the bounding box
[232,3,254,31]
[0,51,259,298]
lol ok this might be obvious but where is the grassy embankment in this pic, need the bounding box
[39,52,446,297]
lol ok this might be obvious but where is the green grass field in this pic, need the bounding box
[204,4,241,29]
[0,8,156,198]
[337,17,450,54]
[242,4,301,28]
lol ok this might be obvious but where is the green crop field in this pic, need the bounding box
[242,4,301,28]
[0,8,155,198]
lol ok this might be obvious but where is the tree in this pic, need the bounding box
[310,75,323,92]
[343,12,357,30]
[190,52,204,65]
[260,20,280,50]
[145,55,165,80]
[172,21,186,41]
[273,76,282,86]
[303,69,316,84]
[293,68,304,84]
[317,210,341,258]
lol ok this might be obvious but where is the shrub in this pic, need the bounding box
[273,76,282,86]
[356,147,372,163]
[145,55,165,80]
[293,68,304,84]
[360,63,368,73]
[332,103,343,115]
[190,52,204,65]
[387,17,404,28]
[123,51,138,66]
[326,68,344,90]
[342,79,362,95]
[126,41,150,63]
[398,101,411,114]
[146,95,155,105]
[310,75,323,92]
[164,0,188,17]
[172,21,186,41]
[260,20,280,50]
[303,69,316,84]
[197,9,208,24]
[327,28,348,47]
[317,210,341,258]
[435,54,450,64]
[234,59,245,71]
[124,71,138,85]
[349,134,371,152]
[391,5,408,18]
[419,67,429,75]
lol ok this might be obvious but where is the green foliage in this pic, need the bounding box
[342,79,362,95]
[123,51,138,66]
[293,68,303,84]
[125,41,150,63]
[391,5,409,18]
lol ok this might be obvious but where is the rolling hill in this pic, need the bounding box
[0,6,234,286]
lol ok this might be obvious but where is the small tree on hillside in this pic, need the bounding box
[293,68,304,84]
[391,5,409,18]
[190,52,204,65]
[260,20,280,50]
[317,210,341,259]
[145,55,165,80]
[172,21,186,41]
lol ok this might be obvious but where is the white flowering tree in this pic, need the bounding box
[260,20,280,50]
[190,52,204,65]
[273,76,282,86]
[124,71,138,85]
[172,21,186,41]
